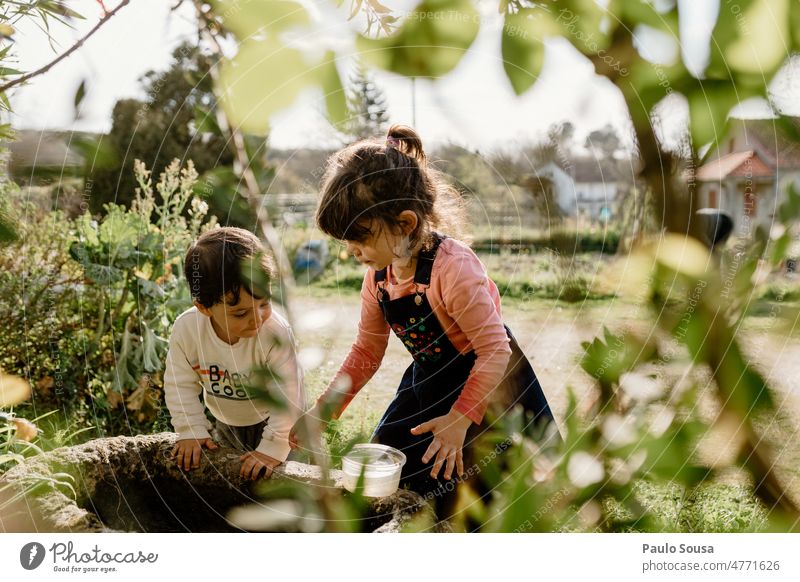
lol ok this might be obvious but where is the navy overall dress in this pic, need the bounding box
[370,233,559,500]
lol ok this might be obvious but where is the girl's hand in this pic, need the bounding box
[410,409,472,481]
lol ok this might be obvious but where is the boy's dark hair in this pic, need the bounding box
[316,124,468,251]
[184,227,276,308]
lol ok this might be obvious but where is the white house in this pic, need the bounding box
[526,157,628,221]
[524,160,574,220]
[571,158,625,220]
[696,117,800,235]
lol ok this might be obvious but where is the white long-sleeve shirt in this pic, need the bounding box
[163,306,305,461]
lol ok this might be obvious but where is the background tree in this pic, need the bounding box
[584,124,622,159]
[341,62,390,142]
[87,43,247,223]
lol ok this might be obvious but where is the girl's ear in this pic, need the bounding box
[397,210,418,235]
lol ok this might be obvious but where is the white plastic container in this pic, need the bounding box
[342,444,407,498]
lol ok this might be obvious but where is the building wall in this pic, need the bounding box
[574,181,619,219]
[532,163,625,219]
[533,162,577,216]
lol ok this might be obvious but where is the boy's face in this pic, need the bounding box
[195,288,272,345]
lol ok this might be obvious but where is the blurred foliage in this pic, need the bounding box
[0,159,216,437]
[0,172,19,243]
[204,0,346,135]
[0,409,77,517]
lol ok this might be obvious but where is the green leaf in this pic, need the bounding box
[0,89,11,112]
[620,0,678,37]
[100,210,141,255]
[0,453,26,465]
[770,232,790,266]
[559,0,617,52]
[193,105,220,135]
[791,0,800,50]
[708,0,789,78]
[83,263,126,285]
[73,79,87,117]
[356,0,480,78]
[0,67,22,76]
[494,457,542,533]
[45,1,85,20]
[113,328,137,392]
[0,206,17,244]
[217,38,317,136]
[717,338,775,414]
[135,277,166,301]
[501,8,547,95]
[580,327,657,385]
[318,51,347,128]
[625,54,694,117]
[686,80,758,151]
[640,420,710,486]
[245,363,288,411]
[72,135,117,170]
[215,0,309,38]
[74,213,100,246]
[140,324,166,373]
[777,182,800,224]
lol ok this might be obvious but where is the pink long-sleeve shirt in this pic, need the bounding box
[320,237,512,425]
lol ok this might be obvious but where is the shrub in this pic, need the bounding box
[0,159,217,436]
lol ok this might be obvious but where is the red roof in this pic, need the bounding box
[731,118,800,170]
[696,150,774,181]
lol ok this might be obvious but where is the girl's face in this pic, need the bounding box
[345,225,398,269]
[344,212,418,270]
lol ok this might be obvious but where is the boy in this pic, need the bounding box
[165,227,304,480]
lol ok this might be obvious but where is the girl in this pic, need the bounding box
[292,125,559,506]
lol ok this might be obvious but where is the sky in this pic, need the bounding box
[6,0,797,152]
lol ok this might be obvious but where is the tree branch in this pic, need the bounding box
[192,1,298,317]
[0,0,131,94]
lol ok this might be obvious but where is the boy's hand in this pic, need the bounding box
[171,438,219,471]
[410,409,472,481]
[240,451,282,480]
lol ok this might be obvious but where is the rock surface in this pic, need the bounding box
[0,433,443,533]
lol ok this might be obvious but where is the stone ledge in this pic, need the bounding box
[1,433,445,533]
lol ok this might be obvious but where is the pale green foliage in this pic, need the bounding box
[211,0,346,135]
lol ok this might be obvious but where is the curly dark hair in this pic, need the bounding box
[184,227,275,308]
[316,124,468,251]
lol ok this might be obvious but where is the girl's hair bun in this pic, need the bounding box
[386,124,426,165]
